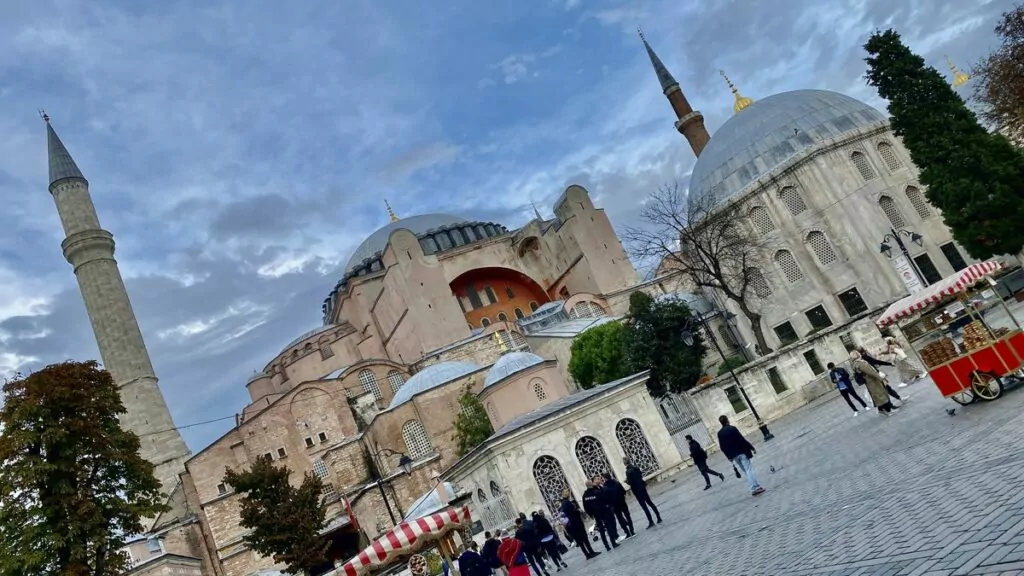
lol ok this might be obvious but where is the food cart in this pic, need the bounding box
[337,505,472,576]
[875,260,1024,406]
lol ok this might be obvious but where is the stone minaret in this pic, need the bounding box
[45,117,191,505]
[638,28,711,158]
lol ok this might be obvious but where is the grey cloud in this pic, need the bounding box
[208,194,330,241]
[382,142,463,184]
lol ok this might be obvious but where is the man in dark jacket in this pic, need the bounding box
[531,511,568,570]
[481,531,506,576]
[622,457,662,528]
[515,516,549,576]
[458,541,490,576]
[582,479,619,550]
[686,434,725,490]
[558,492,599,560]
[599,472,634,537]
[717,415,765,496]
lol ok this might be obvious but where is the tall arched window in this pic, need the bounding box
[851,151,877,181]
[615,419,660,475]
[313,459,335,496]
[514,308,525,320]
[906,186,931,219]
[358,369,382,400]
[774,250,803,283]
[877,141,902,171]
[778,186,807,216]
[497,312,509,322]
[575,436,614,480]
[806,231,838,266]
[481,318,491,327]
[529,301,539,312]
[532,456,572,516]
[490,481,503,498]
[386,370,405,394]
[878,195,906,229]
[533,380,547,401]
[402,420,433,459]
[746,268,772,298]
[748,205,775,234]
[477,489,488,503]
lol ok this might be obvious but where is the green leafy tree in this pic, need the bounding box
[973,4,1024,143]
[223,456,329,575]
[452,387,494,456]
[0,360,168,576]
[864,29,1024,258]
[568,321,633,389]
[625,292,708,398]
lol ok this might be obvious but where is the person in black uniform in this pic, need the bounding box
[481,531,507,576]
[558,491,599,560]
[623,457,662,528]
[531,510,568,570]
[599,472,634,538]
[514,515,549,576]
[686,434,725,490]
[582,478,619,550]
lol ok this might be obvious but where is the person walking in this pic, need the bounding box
[828,361,869,415]
[514,516,549,576]
[885,337,925,385]
[482,531,508,576]
[686,434,725,490]
[716,415,766,496]
[856,346,905,402]
[582,479,619,551]
[497,535,532,576]
[599,472,635,538]
[558,491,599,560]
[851,350,900,415]
[623,457,662,528]
[532,511,568,571]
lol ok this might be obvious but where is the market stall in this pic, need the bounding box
[337,505,472,576]
[876,259,1024,405]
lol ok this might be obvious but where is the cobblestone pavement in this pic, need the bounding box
[560,377,1024,575]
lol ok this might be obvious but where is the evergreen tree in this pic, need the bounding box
[625,292,707,398]
[568,321,633,389]
[0,360,168,576]
[452,387,494,456]
[223,456,329,575]
[864,29,1024,258]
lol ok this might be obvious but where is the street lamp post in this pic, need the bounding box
[371,448,414,526]
[681,313,775,442]
[880,227,927,286]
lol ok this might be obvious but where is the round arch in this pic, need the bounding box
[532,455,573,516]
[574,435,615,480]
[616,418,660,476]
[449,267,551,329]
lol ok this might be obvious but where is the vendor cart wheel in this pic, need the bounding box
[971,371,1004,401]
[950,389,977,406]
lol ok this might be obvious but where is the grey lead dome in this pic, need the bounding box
[345,213,468,273]
[689,89,887,206]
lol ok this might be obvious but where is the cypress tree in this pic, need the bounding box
[864,29,1024,258]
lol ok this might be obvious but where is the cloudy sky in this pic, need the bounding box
[0,0,1011,451]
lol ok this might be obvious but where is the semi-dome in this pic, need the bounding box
[484,352,546,388]
[346,214,468,272]
[387,361,483,410]
[689,89,888,206]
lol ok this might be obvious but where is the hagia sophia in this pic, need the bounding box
[41,28,979,576]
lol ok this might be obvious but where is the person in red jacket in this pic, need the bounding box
[497,535,532,576]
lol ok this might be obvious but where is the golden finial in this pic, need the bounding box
[946,56,971,88]
[719,70,753,114]
[385,199,399,223]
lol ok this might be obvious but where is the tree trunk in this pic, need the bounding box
[736,305,771,355]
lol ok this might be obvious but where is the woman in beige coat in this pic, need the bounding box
[850,350,899,415]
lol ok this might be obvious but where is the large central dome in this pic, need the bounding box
[689,90,888,205]
[345,213,468,272]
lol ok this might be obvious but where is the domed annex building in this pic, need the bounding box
[178,186,689,576]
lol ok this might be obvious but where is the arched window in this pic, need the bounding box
[906,186,931,219]
[358,369,382,400]
[778,186,807,216]
[806,231,838,266]
[514,308,525,320]
[313,459,334,496]
[304,343,313,353]
[477,489,488,503]
[497,312,509,322]
[851,151,877,181]
[386,370,405,394]
[747,268,772,298]
[529,301,539,312]
[489,481,503,497]
[533,380,547,401]
[877,141,902,171]
[575,436,614,480]
[481,318,491,327]
[615,418,659,475]
[718,325,738,348]
[402,420,433,459]
[774,250,803,283]
[748,205,775,234]
[878,195,906,229]
[570,301,606,320]
[532,456,572,516]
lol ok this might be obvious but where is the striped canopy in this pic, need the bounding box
[337,506,472,576]
[875,260,1004,327]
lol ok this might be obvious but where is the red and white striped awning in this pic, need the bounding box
[876,259,1004,327]
[337,506,472,576]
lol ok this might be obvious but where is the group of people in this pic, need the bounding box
[828,339,925,416]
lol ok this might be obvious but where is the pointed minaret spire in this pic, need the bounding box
[44,113,87,191]
[720,70,754,114]
[385,199,399,222]
[945,55,971,88]
[531,201,543,221]
[637,28,710,158]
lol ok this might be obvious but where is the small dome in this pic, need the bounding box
[690,89,887,206]
[484,352,546,388]
[387,361,483,410]
[346,214,468,272]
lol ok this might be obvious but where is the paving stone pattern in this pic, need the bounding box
[558,378,1024,575]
